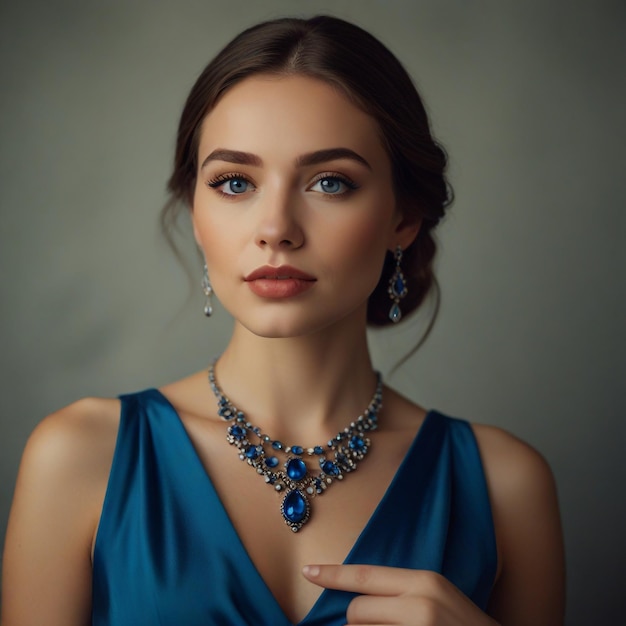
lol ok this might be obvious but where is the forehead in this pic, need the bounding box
[197,74,388,163]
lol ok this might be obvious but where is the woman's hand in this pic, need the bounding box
[302,564,499,626]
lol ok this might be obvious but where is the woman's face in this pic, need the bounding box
[192,74,416,338]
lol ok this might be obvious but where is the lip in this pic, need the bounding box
[244,265,316,299]
[244,265,316,282]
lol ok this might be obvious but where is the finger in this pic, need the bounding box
[346,593,419,624]
[302,564,421,595]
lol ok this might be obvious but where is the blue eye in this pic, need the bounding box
[207,175,253,196]
[310,175,358,195]
[222,178,250,195]
[318,178,342,193]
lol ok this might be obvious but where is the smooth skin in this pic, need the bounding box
[1,75,565,626]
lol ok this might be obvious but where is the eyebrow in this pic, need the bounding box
[201,149,262,169]
[297,148,371,170]
[200,147,371,171]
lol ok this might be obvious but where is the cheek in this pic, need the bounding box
[192,211,238,279]
[327,215,392,287]
[193,193,240,250]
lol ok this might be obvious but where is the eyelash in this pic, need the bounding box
[206,172,252,191]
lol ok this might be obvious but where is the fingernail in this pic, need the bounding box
[303,565,320,577]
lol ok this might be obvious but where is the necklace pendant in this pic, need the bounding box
[281,489,311,532]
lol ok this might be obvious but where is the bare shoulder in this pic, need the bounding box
[10,395,123,538]
[31,394,121,441]
[471,423,557,495]
[470,423,566,625]
[2,397,122,625]
[22,396,121,483]
[469,422,561,550]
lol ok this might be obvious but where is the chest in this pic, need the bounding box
[189,421,412,623]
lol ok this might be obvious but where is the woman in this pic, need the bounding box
[1,15,564,626]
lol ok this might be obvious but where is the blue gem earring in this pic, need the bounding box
[388,246,407,323]
[202,263,213,317]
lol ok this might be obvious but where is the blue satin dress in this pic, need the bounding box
[92,389,497,625]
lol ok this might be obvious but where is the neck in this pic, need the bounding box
[213,317,378,445]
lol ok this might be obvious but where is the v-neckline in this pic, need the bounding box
[150,388,436,625]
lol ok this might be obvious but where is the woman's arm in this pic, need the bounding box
[1,398,119,626]
[477,425,566,625]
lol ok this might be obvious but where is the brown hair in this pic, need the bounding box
[162,15,452,331]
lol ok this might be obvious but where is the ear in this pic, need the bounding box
[389,214,421,251]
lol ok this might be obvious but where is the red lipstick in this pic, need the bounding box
[244,265,316,298]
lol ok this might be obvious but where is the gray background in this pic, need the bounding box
[1,1,624,624]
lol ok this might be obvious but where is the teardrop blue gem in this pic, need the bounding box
[282,490,308,524]
[389,303,402,323]
[392,275,406,298]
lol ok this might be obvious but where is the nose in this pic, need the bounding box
[254,189,304,250]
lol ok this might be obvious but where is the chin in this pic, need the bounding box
[235,305,367,340]
[242,319,325,340]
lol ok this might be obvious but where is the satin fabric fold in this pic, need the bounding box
[92,389,496,625]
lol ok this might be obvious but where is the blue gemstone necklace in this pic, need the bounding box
[208,363,383,532]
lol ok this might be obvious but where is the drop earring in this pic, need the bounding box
[388,246,407,323]
[202,263,213,317]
